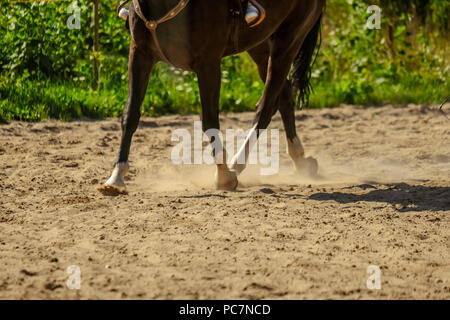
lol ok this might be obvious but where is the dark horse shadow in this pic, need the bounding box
[309,183,450,213]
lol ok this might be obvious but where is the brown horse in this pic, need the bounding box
[99,0,326,195]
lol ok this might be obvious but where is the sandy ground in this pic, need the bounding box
[0,104,449,299]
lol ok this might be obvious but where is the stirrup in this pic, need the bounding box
[245,1,266,28]
[245,3,259,25]
[119,6,129,21]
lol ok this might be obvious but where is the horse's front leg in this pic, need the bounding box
[99,44,155,195]
[196,61,238,191]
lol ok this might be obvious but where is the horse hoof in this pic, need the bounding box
[215,170,238,191]
[97,184,128,196]
[100,162,129,195]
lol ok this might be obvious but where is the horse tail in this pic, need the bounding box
[290,14,323,108]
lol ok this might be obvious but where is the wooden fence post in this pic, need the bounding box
[93,0,100,89]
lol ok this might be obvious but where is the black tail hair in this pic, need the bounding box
[290,14,323,109]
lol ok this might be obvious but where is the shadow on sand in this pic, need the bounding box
[309,183,450,212]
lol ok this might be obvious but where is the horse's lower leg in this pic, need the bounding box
[230,51,293,175]
[99,45,154,194]
[230,43,299,174]
[278,84,318,176]
[235,42,317,176]
[196,61,238,190]
[230,44,271,175]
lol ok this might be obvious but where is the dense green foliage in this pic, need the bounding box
[311,0,449,107]
[0,0,449,121]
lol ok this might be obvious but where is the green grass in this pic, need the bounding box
[309,76,450,108]
[0,78,124,121]
[1,50,448,122]
[2,1,448,122]
[0,55,264,122]
[1,68,448,123]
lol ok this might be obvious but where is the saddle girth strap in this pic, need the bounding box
[132,0,190,64]
[230,0,244,52]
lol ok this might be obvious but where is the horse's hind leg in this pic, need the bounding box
[278,84,318,176]
[230,37,296,175]
[99,44,155,195]
[248,44,318,176]
[232,38,318,176]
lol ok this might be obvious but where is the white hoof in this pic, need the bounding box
[98,162,129,195]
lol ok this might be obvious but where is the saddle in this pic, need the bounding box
[117,0,266,62]
[118,0,265,29]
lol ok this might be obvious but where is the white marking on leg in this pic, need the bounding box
[230,124,258,174]
[104,162,129,189]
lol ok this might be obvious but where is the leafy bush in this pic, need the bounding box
[0,0,448,121]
